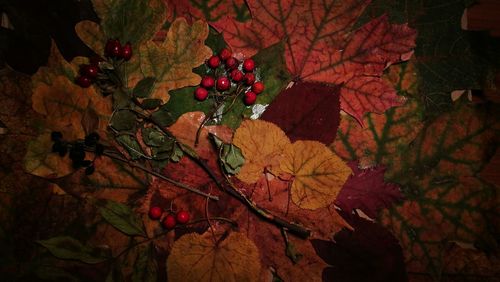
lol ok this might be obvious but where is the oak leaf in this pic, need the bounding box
[233,120,291,184]
[213,0,416,121]
[167,232,261,282]
[281,141,351,210]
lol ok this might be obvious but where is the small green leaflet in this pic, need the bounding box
[111,110,136,131]
[141,99,162,110]
[37,236,109,264]
[131,243,158,282]
[211,134,245,174]
[98,200,146,237]
[133,77,156,98]
[116,135,144,160]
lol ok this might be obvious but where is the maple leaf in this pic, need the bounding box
[335,161,403,219]
[281,140,351,210]
[213,0,416,121]
[164,0,250,23]
[261,82,341,144]
[167,231,261,282]
[233,119,291,184]
[311,215,407,282]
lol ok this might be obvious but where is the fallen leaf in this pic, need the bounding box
[139,18,212,103]
[311,215,407,282]
[167,231,261,282]
[335,161,403,219]
[261,82,341,144]
[75,20,105,55]
[37,236,109,264]
[281,141,351,210]
[213,1,416,120]
[23,133,73,179]
[165,0,250,23]
[233,120,291,184]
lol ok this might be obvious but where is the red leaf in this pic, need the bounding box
[260,82,341,144]
[213,0,416,122]
[311,215,407,282]
[335,161,403,218]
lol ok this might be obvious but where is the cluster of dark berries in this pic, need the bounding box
[195,48,265,106]
[149,206,190,229]
[51,131,104,175]
[75,39,132,88]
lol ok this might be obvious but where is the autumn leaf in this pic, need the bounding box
[165,0,250,23]
[335,161,403,219]
[75,20,106,55]
[23,133,73,179]
[167,231,261,282]
[213,0,416,121]
[138,18,212,103]
[261,82,341,144]
[311,215,407,282]
[281,141,351,210]
[233,120,291,184]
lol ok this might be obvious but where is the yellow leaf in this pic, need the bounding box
[139,18,212,103]
[24,133,73,178]
[32,41,76,85]
[233,120,291,184]
[281,141,351,210]
[75,20,105,55]
[167,232,261,282]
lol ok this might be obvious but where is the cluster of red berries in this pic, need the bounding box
[194,48,265,106]
[149,206,190,229]
[75,39,132,88]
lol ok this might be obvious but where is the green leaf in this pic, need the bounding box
[116,135,144,160]
[98,200,146,237]
[133,77,156,98]
[142,127,166,147]
[151,108,175,127]
[131,243,158,282]
[111,110,136,131]
[212,134,245,175]
[170,143,184,162]
[92,0,166,45]
[141,98,162,110]
[37,236,109,264]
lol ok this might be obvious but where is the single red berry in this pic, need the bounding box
[194,87,209,101]
[80,64,99,79]
[252,81,265,94]
[216,77,231,91]
[244,91,257,105]
[207,55,220,69]
[244,73,255,85]
[225,57,238,70]
[176,210,190,224]
[230,69,244,82]
[162,214,176,229]
[243,58,255,72]
[149,206,163,220]
[105,39,122,58]
[121,42,132,61]
[75,76,92,88]
[219,48,232,61]
[201,76,215,89]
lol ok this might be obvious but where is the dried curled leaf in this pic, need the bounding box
[139,18,212,103]
[167,232,261,282]
[281,141,351,210]
[233,120,291,184]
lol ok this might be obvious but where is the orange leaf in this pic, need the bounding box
[167,231,261,282]
[281,141,351,210]
[233,120,291,184]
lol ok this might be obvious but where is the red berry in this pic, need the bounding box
[244,91,257,105]
[162,214,176,229]
[219,48,232,61]
[225,57,238,70]
[201,76,215,89]
[121,42,132,61]
[105,39,122,58]
[75,76,92,88]
[216,77,231,91]
[176,210,190,224]
[149,206,163,220]
[207,55,220,69]
[243,58,255,72]
[230,69,244,82]
[252,81,265,94]
[80,64,99,79]
[244,73,255,85]
[194,87,209,101]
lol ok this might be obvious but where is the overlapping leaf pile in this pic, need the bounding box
[0,0,497,281]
